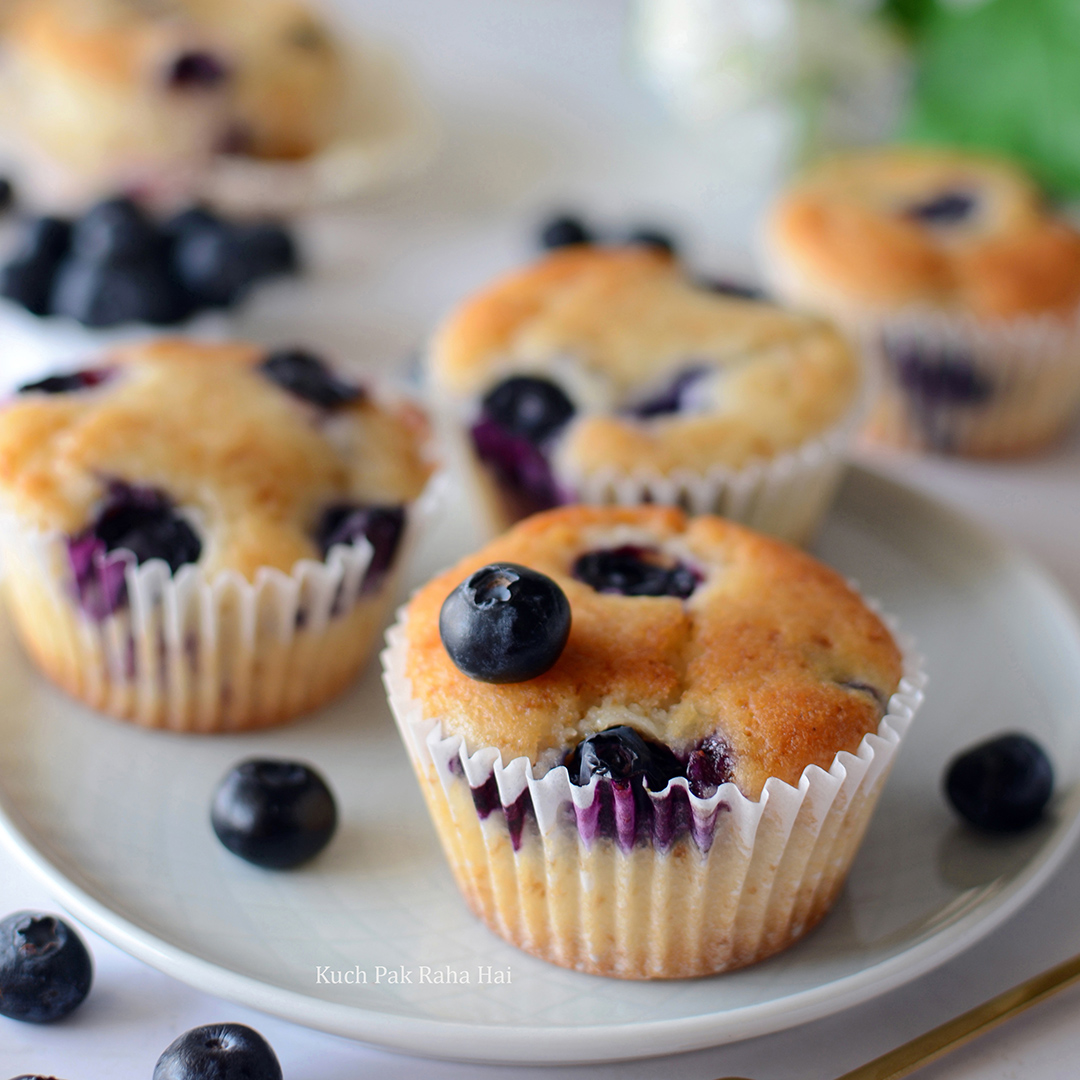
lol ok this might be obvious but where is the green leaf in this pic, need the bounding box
[880,0,939,39]
[904,0,1080,196]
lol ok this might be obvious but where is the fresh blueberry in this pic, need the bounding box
[628,365,710,418]
[566,726,684,791]
[18,368,112,395]
[260,349,363,408]
[573,545,699,599]
[439,563,571,683]
[173,222,298,307]
[0,912,93,1023]
[945,733,1053,833]
[211,760,338,869]
[538,214,593,250]
[480,375,575,444]
[13,217,73,265]
[315,504,404,591]
[0,259,61,316]
[70,197,161,264]
[886,342,992,406]
[166,51,230,89]
[73,482,201,585]
[699,276,768,301]
[9,1075,67,1079]
[0,177,13,212]
[153,1023,282,1080]
[50,257,193,326]
[626,227,677,255]
[686,735,735,798]
[0,217,72,316]
[163,205,223,240]
[906,191,977,225]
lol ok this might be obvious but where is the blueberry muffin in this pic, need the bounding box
[428,246,861,544]
[0,339,433,731]
[0,0,346,206]
[767,147,1080,454]
[383,505,923,979]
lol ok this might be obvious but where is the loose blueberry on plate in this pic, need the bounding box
[153,1023,282,1080]
[0,911,93,1023]
[566,726,684,791]
[440,563,571,683]
[50,258,192,326]
[174,220,298,307]
[573,546,699,599]
[945,733,1054,832]
[626,227,677,255]
[538,213,593,250]
[259,348,362,408]
[211,760,338,869]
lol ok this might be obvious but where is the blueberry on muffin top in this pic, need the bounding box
[406,505,902,800]
[0,339,431,583]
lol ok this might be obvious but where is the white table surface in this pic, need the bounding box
[3,1,1080,1076]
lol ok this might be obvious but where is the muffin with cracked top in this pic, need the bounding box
[383,505,924,979]
[428,245,861,545]
[767,147,1080,455]
[0,338,433,731]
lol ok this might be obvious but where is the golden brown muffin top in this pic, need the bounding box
[429,247,859,475]
[1,0,344,167]
[403,505,902,799]
[768,147,1080,320]
[0,339,431,579]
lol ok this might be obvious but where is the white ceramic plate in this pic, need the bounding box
[1,466,1079,1066]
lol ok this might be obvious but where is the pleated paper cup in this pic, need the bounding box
[382,606,925,980]
[464,390,865,548]
[0,485,437,731]
[856,308,1080,457]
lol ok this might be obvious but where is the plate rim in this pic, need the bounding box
[2,464,1080,1065]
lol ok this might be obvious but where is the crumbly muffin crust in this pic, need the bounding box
[429,247,859,474]
[403,505,902,800]
[0,338,431,580]
[768,147,1080,320]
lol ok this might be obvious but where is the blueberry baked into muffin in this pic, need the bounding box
[0,0,346,207]
[767,147,1080,455]
[0,339,433,731]
[383,505,924,979]
[428,246,861,545]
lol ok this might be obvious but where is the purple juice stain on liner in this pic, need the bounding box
[470,416,568,516]
[66,482,201,620]
[469,774,534,851]
[883,338,993,452]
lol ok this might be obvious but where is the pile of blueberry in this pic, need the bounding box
[0,197,297,328]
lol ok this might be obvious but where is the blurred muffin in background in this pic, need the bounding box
[767,146,1080,455]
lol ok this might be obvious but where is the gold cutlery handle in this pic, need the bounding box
[836,950,1080,1080]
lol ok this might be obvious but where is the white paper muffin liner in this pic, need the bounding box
[854,307,1080,456]
[0,451,442,732]
[465,388,865,548]
[381,602,926,979]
